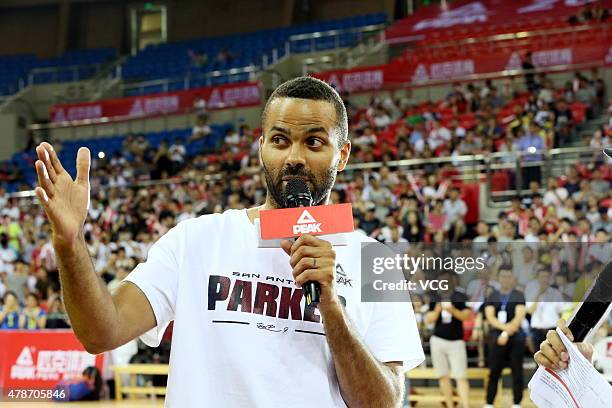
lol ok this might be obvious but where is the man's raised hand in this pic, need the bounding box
[34,142,91,247]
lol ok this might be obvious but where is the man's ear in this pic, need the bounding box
[258,135,264,165]
[337,140,351,172]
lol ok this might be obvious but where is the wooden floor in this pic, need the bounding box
[408,388,538,407]
[0,389,538,407]
[0,400,162,407]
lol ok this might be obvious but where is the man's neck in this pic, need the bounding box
[246,203,273,224]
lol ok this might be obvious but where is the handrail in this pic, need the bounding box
[346,153,486,170]
[7,146,605,201]
[382,61,604,91]
[0,62,107,98]
[344,146,601,171]
[119,24,387,96]
[28,62,102,75]
[120,65,259,96]
[387,21,610,47]
[28,104,196,139]
[288,24,385,42]
[8,171,225,200]
[27,62,104,86]
[285,24,386,60]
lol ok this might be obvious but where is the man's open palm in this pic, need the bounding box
[34,142,91,246]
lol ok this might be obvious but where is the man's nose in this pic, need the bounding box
[284,143,306,167]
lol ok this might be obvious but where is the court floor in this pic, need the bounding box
[0,389,538,407]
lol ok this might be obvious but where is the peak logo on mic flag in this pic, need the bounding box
[259,203,354,240]
[294,210,321,234]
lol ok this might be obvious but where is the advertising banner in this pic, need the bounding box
[314,43,607,91]
[50,81,262,123]
[385,0,602,43]
[0,330,104,395]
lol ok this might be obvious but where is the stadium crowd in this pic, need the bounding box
[0,72,610,405]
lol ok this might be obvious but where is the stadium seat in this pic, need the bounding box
[118,13,386,95]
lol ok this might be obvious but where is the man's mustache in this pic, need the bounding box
[277,167,315,180]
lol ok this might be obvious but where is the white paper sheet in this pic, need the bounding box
[528,328,612,408]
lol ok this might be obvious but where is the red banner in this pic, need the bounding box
[398,43,608,85]
[50,81,262,123]
[0,330,104,394]
[385,0,608,43]
[314,43,608,92]
[311,65,387,93]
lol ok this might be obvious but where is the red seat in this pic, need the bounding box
[491,171,510,192]
[570,103,587,124]
[460,183,480,224]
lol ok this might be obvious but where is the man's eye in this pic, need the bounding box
[271,135,287,145]
[307,138,323,148]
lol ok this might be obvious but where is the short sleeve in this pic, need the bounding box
[484,291,499,311]
[453,292,468,310]
[362,301,425,374]
[124,226,181,347]
[514,290,526,305]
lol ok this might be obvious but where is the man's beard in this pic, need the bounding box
[262,161,337,208]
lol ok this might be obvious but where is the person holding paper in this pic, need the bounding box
[31,76,424,407]
[534,319,594,370]
[483,266,527,408]
[530,319,612,408]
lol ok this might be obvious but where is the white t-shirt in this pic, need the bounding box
[169,144,186,162]
[543,187,568,207]
[524,282,566,329]
[192,125,211,137]
[442,198,467,223]
[125,209,424,407]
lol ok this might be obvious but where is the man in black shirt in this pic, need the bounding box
[553,99,573,147]
[522,52,537,92]
[483,267,527,408]
[425,270,472,408]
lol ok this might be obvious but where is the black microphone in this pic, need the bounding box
[567,259,612,341]
[285,179,320,306]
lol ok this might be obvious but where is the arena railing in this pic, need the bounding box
[28,104,200,140]
[8,146,605,210]
[0,62,108,100]
[120,65,260,96]
[26,63,106,87]
[118,24,386,97]
[284,23,386,56]
[345,145,605,208]
[386,20,610,47]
